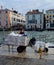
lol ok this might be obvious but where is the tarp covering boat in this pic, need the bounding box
[4,32,29,46]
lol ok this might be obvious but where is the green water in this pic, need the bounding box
[0,31,54,43]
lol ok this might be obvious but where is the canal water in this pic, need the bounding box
[0,31,54,43]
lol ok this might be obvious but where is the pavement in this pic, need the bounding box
[0,55,54,65]
[0,45,54,59]
[0,45,54,65]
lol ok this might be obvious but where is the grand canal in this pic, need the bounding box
[0,31,54,43]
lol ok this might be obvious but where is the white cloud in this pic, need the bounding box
[45,0,54,2]
[0,0,54,14]
[12,0,54,14]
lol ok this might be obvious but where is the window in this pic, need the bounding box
[17,19,18,21]
[50,21,51,24]
[40,25,42,29]
[28,20,33,23]
[17,19,20,22]
[32,14,35,20]
[53,20,54,24]
[6,20,8,26]
[53,20,54,22]
[23,21,25,22]
[35,20,37,24]
[19,19,20,22]
[47,24,49,27]
[6,16,8,19]
[0,17,1,19]
[28,20,31,23]
[27,15,29,19]
[40,20,42,24]
[50,15,51,18]
[50,11,51,13]
[14,18,15,21]
[50,24,54,27]
[6,23,8,27]
[6,20,8,23]
[47,20,48,23]
[35,25,36,28]
[0,11,1,14]
[27,26,29,28]
[53,15,54,18]
[28,20,37,24]
[46,11,48,13]
[5,11,8,13]
[31,25,32,28]
[0,21,1,25]
[21,20,22,22]
[6,23,8,26]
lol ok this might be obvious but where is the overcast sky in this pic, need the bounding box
[0,0,54,15]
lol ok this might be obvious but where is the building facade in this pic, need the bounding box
[25,10,44,30]
[0,9,25,29]
[45,9,54,29]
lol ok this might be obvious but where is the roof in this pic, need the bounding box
[0,8,12,12]
[46,9,54,11]
[0,8,18,14]
[26,10,43,15]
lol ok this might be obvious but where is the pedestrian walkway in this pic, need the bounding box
[0,45,54,60]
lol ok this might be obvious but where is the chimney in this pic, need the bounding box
[12,8,13,11]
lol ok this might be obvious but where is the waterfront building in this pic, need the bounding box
[0,8,25,29]
[25,10,44,30]
[45,9,54,30]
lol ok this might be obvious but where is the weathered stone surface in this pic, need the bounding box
[0,56,54,65]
